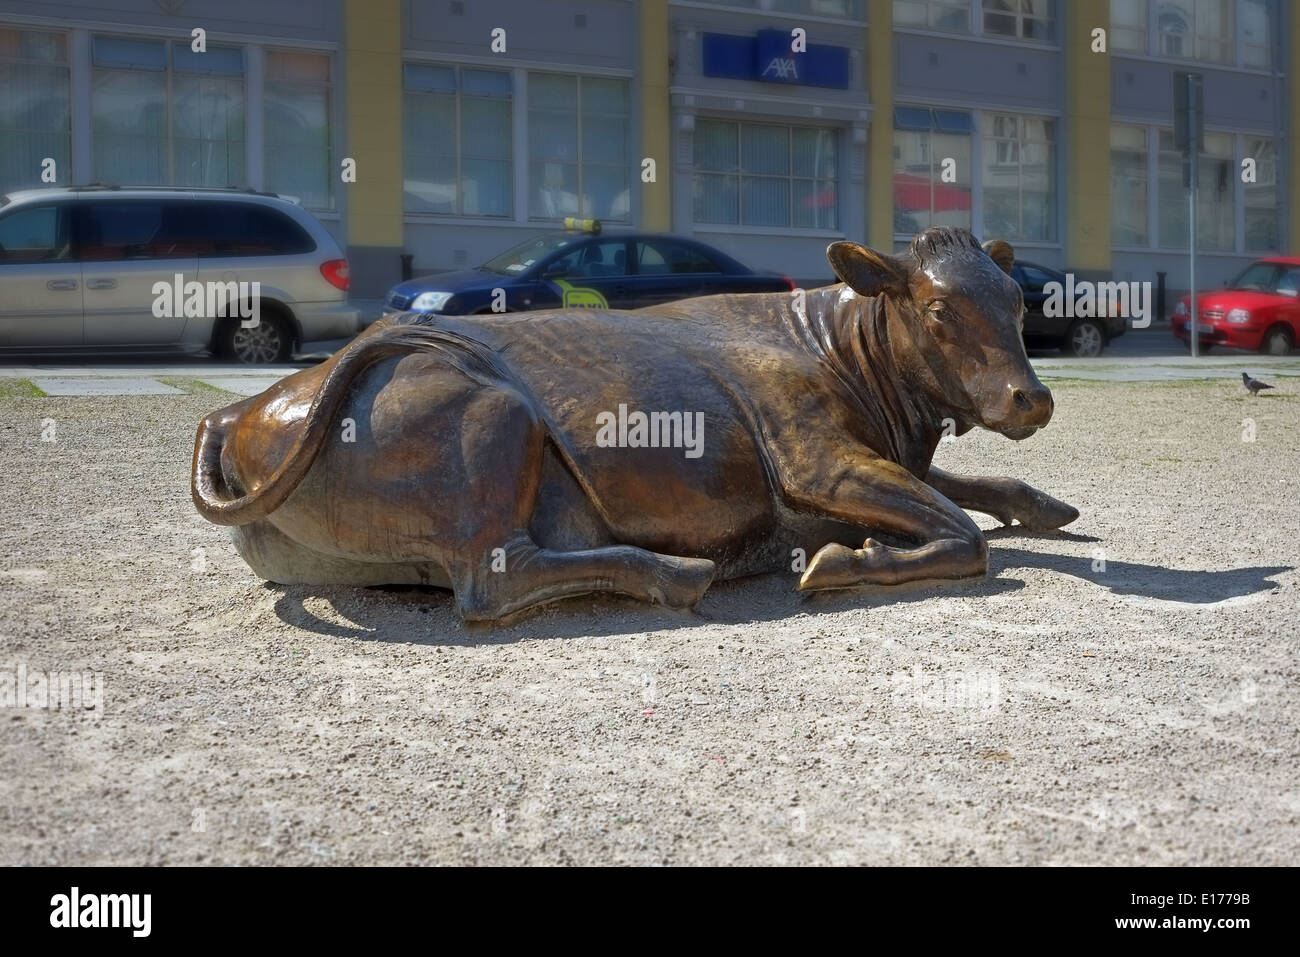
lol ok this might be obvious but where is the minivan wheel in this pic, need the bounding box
[1260,325,1294,356]
[1063,319,1105,358]
[219,314,292,364]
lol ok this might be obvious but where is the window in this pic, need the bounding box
[700,0,865,17]
[1158,0,1232,63]
[1275,267,1300,297]
[550,239,629,278]
[1016,263,1056,290]
[81,201,173,260]
[982,0,1054,42]
[265,51,332,210]
[404,64,511,217]
[637,240,723,275]
[0,204,70,263]
[894,1,971,31]
[1110,0,1148,52]
[1111,124,1148,246]
[0,29,70,192]
[1157,128,1233,250]
[1243,136,1276,252]
[1240,0,1270,68]
[982,113,1055,241]
[529,74,630,222]
[91,36,245,187]
[893,108,972,235]
[186,202,316,256]
[694,120,838,230]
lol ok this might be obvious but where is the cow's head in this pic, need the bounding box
[827,227,1052,440]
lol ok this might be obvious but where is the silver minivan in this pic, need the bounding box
[0,185,359,363]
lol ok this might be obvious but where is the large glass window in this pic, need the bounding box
[0,203,70,263]
[982,0,1054,41]
[92,36,245,188]
[528,73,630,222]
[1158,0,1232,63]
[404,64,511,217]
[694,120,838,230]
[894,0,971,31]
[893,108,972,235]
[1239,0,1270,68]
[1243,136,1276,252]
[0,29,70,191]
[1157,128,1234,250]
[265,51,332,210]
[982,113,1056,241]
[1110,124,1148,246]
[1110,0,1148,52]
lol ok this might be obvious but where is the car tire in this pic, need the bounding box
[217,311,293,364]
[1063,319,1105,358]
[1259,325,1294,356]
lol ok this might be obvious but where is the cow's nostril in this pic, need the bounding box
[1012,389,1033,412]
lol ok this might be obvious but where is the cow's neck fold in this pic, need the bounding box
[791,286,944,476]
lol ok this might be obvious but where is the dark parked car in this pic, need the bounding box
[1014,260,1127,357]
[385,225,794,315]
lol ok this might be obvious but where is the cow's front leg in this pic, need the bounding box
[787,457,988,591]
[925,466,1078,531]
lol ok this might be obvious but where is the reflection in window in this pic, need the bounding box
[0,204,69,262]
[982,0,1054,41]
[1157,128,1233,250]
[1158,0,1232,63]
[1110,124,1148,246]
[694,120,838,230]
[893,107,972,235]
[528,74,630,222]
[404,64,511,217]
[982,113,1056,242]
[265,51,332,210]
[91,36,245,188]
[0,29,70,192]
[1243,136,1276,252]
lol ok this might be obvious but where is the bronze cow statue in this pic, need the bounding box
[192,227,1078,621]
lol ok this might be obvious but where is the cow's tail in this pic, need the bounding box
[191,320,515,527]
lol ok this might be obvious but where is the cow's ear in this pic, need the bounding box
[982,239,1015,276]
[826,242,909,298]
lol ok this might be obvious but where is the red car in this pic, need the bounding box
[1172,257,1300,355]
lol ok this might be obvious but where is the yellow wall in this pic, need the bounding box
[866,0,894,250]
[1064,4,1111,270]
[344,0,403,248]
[640,0,672,230]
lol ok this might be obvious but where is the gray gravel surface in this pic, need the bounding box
[0,377,1297,865]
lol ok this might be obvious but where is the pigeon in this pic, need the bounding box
[1242,372,1275,395]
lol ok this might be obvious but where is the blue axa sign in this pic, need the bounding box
[702,31,851,89]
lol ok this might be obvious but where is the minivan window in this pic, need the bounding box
[80,201,194,261]
[187,203,315,256]
[0,204,70,263]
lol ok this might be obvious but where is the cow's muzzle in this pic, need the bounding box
[991,383,1054,440]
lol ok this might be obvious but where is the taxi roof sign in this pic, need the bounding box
[563,217,602,234]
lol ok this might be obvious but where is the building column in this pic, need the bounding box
[866,0,893,250]
[639,0,672,230]
[1064,3,1111,272]
[343,0,403,298]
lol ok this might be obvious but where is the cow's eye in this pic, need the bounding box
[928,302,955,322]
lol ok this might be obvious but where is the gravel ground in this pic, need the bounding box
[0,376,1297,866]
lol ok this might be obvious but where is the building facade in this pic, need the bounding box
[0,0,1294,297]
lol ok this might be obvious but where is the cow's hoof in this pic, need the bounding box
[652,556,716,609]
[1018,491,1079,531]
[798,542,886,591]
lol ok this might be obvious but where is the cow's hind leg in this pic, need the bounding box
[449,539,716,622]
[441,383,714,621]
